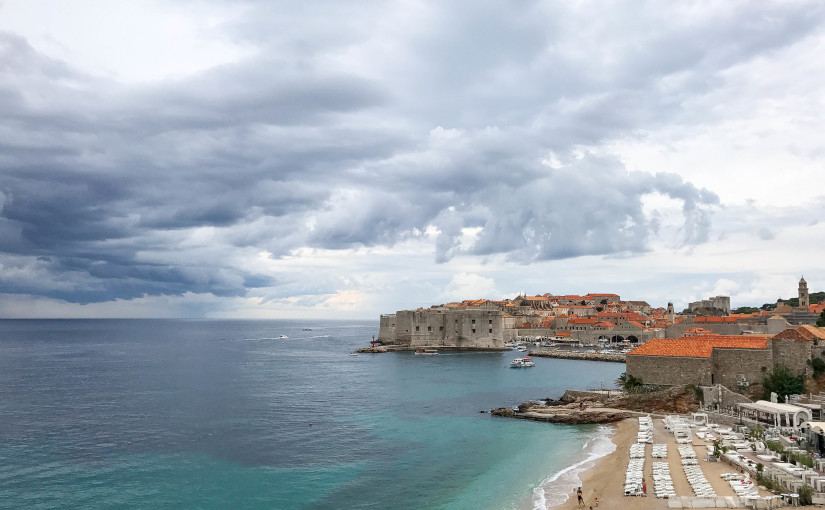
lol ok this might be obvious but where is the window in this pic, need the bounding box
[427,326,432,332]
[472,319,476,324]
[472,328,476,333]
[439,326,444,331]
[489,320,492,324]
[489,329,493,333]
[415,326,419,332]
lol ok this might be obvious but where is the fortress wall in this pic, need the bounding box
[711,348,772,388]
[382,308,506,348]
[627,355,712,386]
[772,338,813,375]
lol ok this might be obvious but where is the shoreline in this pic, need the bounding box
[545,419,637,510]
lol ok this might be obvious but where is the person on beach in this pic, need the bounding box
[576,487,583,507]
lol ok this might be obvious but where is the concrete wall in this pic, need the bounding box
[699,385,753,412]
[627,355,712,386]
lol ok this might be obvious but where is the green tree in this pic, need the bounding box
[733,306,759,314]
[799,485,813,506]
[600,299,608,305]
[809,357,825,377]
[817,310,825,327]
[616,372,644,392]
[762,364,804,402]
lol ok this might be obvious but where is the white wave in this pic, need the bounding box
[531,426,616,510]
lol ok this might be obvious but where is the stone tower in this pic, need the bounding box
[799,276,810,309]
[667,302,675,325]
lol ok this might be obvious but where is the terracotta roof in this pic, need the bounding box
[568,318,597,324]
[695,316,739,323]
[593,321,616,328]
[772,325,825,342]
[628,335,770,358]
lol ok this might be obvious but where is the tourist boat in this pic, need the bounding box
[414,348,438,355]
[510,356,535,368]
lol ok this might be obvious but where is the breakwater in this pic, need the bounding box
[528,349,625,363]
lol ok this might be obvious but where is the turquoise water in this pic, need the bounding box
[0,319,625,509]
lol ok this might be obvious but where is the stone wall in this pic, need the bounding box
[700,384,753,412]
[378,308,506,349]
[626,355,712,386]
[772,338,813,376]
[711,348,772,388]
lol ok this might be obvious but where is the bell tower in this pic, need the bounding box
[667,302,675,325]
[799,276,809,309]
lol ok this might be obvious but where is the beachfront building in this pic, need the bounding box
[738,400,812,428]
[626,326,825,387]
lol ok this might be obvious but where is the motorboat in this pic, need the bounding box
[510,356,535,368]
[279,334,288,339]
[414,349,438,355]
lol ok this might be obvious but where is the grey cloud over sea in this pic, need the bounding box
[0,1,823,305]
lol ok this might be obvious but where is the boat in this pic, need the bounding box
[414,348,439,355]
[349,352,359,356]
[303,328,312,331]
[510,356,535,368]
[279,334,288,339]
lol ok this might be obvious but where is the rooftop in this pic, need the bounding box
[628,335,770,358]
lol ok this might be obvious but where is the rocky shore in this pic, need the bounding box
[490,403,633,424]
[528,349,626,363]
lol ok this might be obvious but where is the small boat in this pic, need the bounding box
[349,352,359,356]
[279,334,288,339]
[303,328,312,331]
[414,348,438,355]
[510,356,535,368]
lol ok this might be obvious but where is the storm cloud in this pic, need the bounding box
[0,1,823,309]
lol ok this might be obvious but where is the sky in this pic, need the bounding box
[0,0,824,319]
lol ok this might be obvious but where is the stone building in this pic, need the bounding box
[687,295,731,314]
[626,327,825,388]
[377,308,511,348]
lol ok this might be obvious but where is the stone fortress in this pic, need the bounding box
[378,278,825,359]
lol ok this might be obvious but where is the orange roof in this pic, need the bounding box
[594,321,616,328]
[695,316,739,323]
[629,335,770,358]
[568,318,597,324]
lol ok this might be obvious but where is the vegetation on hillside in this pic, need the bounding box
[761,364,805,402]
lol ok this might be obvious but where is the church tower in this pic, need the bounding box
[799,276,810,309]
[667,302,675,325]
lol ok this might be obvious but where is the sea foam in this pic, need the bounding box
[531,425,616,509]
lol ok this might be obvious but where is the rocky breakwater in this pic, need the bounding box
[355,346,389,353]
[528,349,625,363]
[491,401,632,424]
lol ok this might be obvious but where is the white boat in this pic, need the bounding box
[414,348,438,355]
[510,356,535,368]
[349,352,359,356]
[279,334,288,339]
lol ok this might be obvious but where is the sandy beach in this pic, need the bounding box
[549,411,780,510]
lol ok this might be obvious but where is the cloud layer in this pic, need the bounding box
[0,1,824,314]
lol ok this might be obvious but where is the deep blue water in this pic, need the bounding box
[0,319,625,509]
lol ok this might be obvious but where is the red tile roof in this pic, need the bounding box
[695,316,739,323]
[628,335,770,358]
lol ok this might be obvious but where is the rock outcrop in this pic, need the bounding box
[491,403,632,424]
[528,349,626,363]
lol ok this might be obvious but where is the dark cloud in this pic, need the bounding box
[0,2,822,304]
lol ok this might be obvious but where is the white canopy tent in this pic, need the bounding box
[738,400,812,428]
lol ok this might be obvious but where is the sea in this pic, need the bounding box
[0,319,625,510]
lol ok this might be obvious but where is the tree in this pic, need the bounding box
[733,306,759,314]
[600,299,608,305]
[817,310,825,327]
[595,306,604,312]
[616,372,644,392]
[762,364,804,402]
[808,357,825,377]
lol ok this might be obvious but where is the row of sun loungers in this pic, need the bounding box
[652,461,676,499]
[637,416,653,444]
[721,473,759,498]
[684,464,716,498]
[651,443,668,459]
[625,418,651,496]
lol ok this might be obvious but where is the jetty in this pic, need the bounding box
[528,349,626,363]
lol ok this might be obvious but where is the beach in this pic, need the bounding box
[549,412,778,510]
